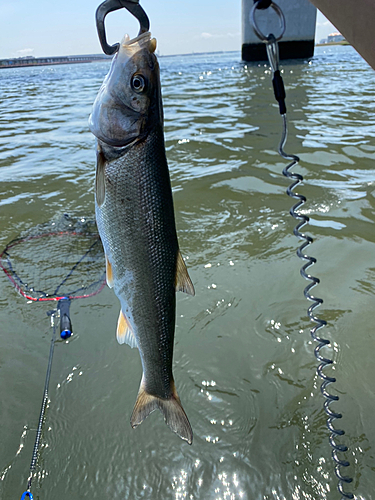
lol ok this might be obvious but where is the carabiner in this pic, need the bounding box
[96,0,150,55]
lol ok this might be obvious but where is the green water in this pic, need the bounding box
[0,45,374,499]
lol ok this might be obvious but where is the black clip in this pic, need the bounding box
[253,0,272,9]
[96,0,150,55]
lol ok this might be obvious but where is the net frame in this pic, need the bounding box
[0,224,106,302]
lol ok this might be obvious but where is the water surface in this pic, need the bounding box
[0,45,374,499]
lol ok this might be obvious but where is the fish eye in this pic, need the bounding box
[131,74,146,93]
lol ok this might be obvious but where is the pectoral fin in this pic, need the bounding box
[105,255,114,288]
[95,147,106,207]
[175,251,195,296]
[116,310,137,348]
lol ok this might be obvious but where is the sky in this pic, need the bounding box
[0,0,337,59]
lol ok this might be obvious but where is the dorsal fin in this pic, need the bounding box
[116,310,138,348]
[95,147,106,207]
[175,251,195,296]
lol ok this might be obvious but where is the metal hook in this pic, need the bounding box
[96,0,150,55]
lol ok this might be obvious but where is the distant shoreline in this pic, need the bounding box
[0,43,351,69]
[1,60,92,69]
[315,41,350,47]
[0,50,237,69]
[0,54,111,69]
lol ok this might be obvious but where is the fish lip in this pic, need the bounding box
[120,31,152,50]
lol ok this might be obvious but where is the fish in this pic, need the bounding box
[89,32,194,444]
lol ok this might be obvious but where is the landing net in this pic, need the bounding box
[0,214,106,302]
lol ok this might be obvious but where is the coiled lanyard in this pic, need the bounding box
[250,1,354,498]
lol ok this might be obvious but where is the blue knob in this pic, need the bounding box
[60,329,72,340]
[21,492,33,500]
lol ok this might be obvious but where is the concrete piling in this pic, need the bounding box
[242,0,317,61]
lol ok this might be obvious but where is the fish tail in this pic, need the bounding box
[130,377,193,445]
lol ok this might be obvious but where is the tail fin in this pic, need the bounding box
[130,377,193,445]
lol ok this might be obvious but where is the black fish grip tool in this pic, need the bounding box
[96,0,150,55]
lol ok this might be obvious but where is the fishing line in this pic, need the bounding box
[0,214,106,500]
[250,2,354,498]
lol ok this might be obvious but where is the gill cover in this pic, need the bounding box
[89,32,159,147]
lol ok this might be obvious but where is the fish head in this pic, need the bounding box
[89,32,161,148]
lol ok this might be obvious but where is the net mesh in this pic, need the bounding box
[0,214,106,301]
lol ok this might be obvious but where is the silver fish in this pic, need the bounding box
[89,32,194,444]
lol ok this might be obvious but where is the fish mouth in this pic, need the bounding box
[118,31,154,59]
[121,31,152,48]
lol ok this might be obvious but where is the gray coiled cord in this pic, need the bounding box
[279,115,354,499]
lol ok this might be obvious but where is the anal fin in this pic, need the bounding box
[175,250,195,296]
[116,310,137,348]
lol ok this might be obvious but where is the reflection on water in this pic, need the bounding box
[0,45,374,499]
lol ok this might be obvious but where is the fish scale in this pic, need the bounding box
[97,126,177,390]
